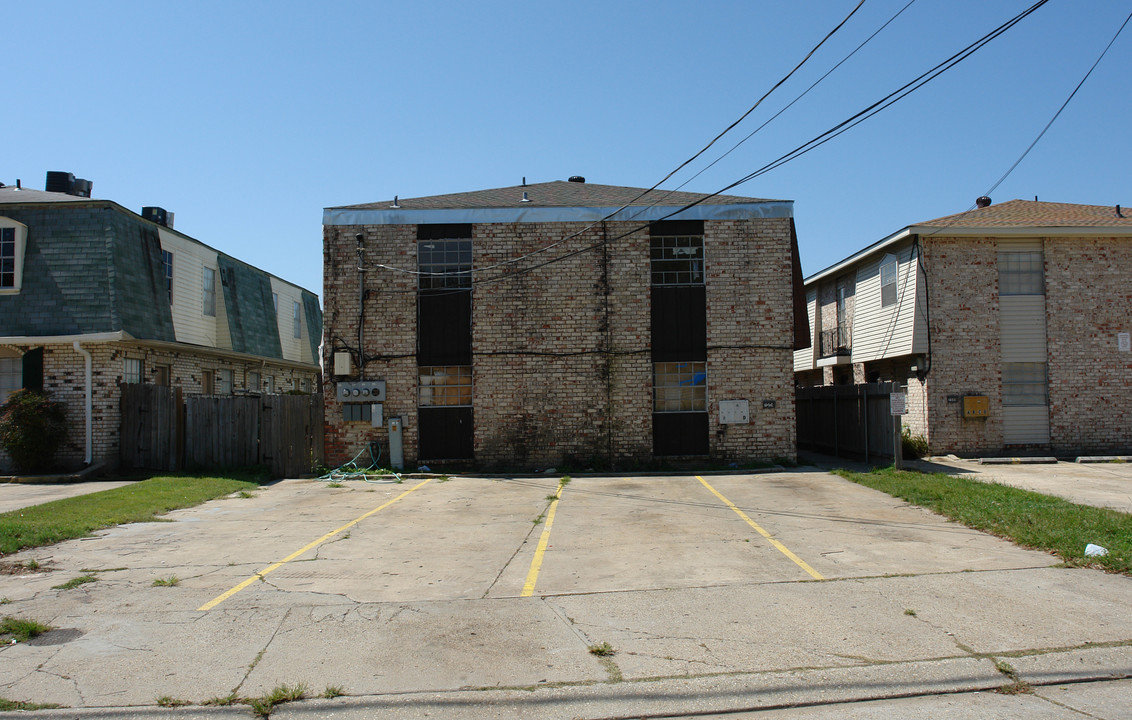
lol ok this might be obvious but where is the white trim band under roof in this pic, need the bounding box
[323,202,793,226]
[0,331,130,345]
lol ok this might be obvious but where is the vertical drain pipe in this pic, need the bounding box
[73,341,93,465]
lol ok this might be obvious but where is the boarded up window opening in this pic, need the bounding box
[1003,362,1048,406]
[999,251,1044,296]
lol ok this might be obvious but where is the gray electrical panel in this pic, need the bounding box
[337,380,386,403]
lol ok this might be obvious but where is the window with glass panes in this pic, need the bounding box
[418,239,472,289]
[998,251,1044,295]
[650,234,704,285]
[653,361,707,412]
[418,366,473,406]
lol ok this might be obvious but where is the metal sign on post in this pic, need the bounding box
[890,392,907,470]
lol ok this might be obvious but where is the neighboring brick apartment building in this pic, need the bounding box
[0,173,322,472]
[322,178,809,470]
[795,198,1132,456]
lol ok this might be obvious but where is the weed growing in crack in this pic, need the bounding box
[437,475,451,483]
[326,482,345,489]
[250,683,307,717]
[321,685,345,698]
[238,490,255,499]
[52,574,98,590]
[904,608,917,616]
[156,696,189,707]
[0,598,10,605]
[588,642,616,657]
[202,692,239,706]
[545,494,559,501]
[532,514,545,526]
[0,697,63,711]
[993,659,1033,695]
[0,616,53,642]
[152,576,180,587]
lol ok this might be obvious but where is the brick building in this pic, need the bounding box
[322,178,809,470]
[0,173,322,472]
[794,199,1132,456]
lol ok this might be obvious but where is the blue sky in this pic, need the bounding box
[6,1,1129,297]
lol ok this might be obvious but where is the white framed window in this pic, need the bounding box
[217,368,233,394]
[123,357,143,384]
[264,375,275,394]
[1003,362,1047,406]
[418,238,472,290]
[653,361,707,412]
[650,234,704,285]
[999,251,1044,295]
[879,254,898,307]
[0,354,21,404]
[162,250,173,304]
[0,220,28,292]
[293,300,302,339]
[203,267,217,317]
[418,366,472,406]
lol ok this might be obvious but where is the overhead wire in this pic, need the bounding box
[366,0,1051,295]
[366,0,868,281]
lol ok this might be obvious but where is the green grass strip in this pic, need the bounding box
[0,471,268,555]
[836,468,1132,575]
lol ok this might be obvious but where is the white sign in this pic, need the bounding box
[890,392,907,416]
[1119,332,1131,353]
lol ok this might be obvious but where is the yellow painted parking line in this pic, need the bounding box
[197,478,432,611]
[520,482,565,597]
[696,475,823,580]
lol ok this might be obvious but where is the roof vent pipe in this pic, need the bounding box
[975,196,992,208]
[1118,205,1124,218]
[568,176,585,183]
[521,191,530,203]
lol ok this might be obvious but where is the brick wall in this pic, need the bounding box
[1045,236,1132,453]
[920,237,1003,453]
[0,341,318,473]
[322,217,798,469]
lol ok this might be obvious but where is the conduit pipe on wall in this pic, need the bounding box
[73,341,93,465]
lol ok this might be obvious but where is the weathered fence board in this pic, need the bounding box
[795,382,897,462]
[120,388,323,477]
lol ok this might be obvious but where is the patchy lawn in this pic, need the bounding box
[0,470,270,555]
[836,467,1132,575]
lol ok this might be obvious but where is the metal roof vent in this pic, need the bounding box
[975,196,992,208]
[568,176,586,183]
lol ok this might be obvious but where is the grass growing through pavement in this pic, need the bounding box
[0,697,63,711]
[0,616,53,642]
[249,683,307,718]
[0,469,270,556]
[836,467,1132,575]
[51,574,98,590]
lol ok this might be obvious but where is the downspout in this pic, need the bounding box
[73,341,93,465]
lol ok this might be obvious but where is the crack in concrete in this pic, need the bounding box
[481,513,544,599]
[232,607,291,696]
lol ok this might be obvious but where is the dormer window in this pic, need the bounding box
[0,218,28,292]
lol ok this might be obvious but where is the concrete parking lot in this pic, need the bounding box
[1,469,1130,718]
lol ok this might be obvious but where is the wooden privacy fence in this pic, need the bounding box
[120,384,323,478]
[795,382,897,462]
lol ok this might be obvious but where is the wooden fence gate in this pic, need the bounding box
[120,384,323,478]
[795,382,897,462]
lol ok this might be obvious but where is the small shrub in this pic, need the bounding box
[901,427,929,459]
[0,390,68,473]
[588,641,616,657]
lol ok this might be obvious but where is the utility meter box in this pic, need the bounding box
[719,400,750,424]
[337,380,386,403]
[333,352,353,376]
[963,395,989,418]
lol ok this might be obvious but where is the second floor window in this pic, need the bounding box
[650,234,704,285]
[293,301,302,339]
[203,267,217,317]
[880,254,898,307]
[1,227,16,289]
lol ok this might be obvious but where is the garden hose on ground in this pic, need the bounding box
[316,442,402,483]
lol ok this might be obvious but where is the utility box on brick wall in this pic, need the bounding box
[963,395,989,418]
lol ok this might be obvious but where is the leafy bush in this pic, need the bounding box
[901,427,929,459]
[0,390,68,473]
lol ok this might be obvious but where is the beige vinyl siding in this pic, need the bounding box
[794,289,818,372]
[160,229,218,347]
[1003,406,1050,445]
[1000,296,1046,361]
[998,238,1048,444]
[850,242,919,363]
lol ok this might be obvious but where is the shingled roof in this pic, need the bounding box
[330,180,781,211]
[916,199,1132,228]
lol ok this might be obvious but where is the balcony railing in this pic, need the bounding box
[819,327,851,358]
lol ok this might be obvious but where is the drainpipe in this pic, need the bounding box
[73,341,93,465]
